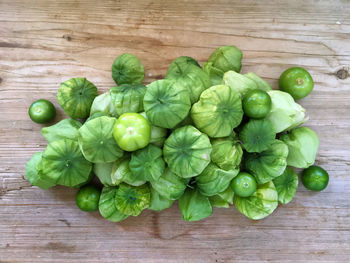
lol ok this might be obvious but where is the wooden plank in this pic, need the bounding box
[0,0,349,262]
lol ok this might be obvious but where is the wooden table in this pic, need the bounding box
[1,0,349,262]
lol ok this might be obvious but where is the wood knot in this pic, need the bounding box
[0,77,2,84]
[63,34,72,41]
[0,188,7,196]
[336,69,348,79]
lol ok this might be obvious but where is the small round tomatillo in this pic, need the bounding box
[28,99,56,124]
[302,165,329,191]
[76,185,101,212]
[231,172,257,197]
[243,89,271,118]
[279,67,314,100]
[113,113,151,151]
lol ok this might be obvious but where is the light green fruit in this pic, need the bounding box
[203,45,243,85]
[211,132,243,170]
[209,186,235,208]
[99,187,128,222]
[149,168,188,200]
[191,85,243,138]
[234,181,278,220]
[179,188,213,222]
[140,112,168,148]
[239,119,276,153]
[25,152,56,189]
[42,139,92,188]
[110,84,146,115]
[166,63,210,104]
[148,187,174,212]
[78,116,123,163]
[57,78,98,119]
[111,53,144,85]
[112,157,146,187]
[207,45,242,73]
[115,183,150,216]
[264,90,307,133]
[245,140,289,184]
[144,79,191,129]
[90,92,118,117]
[129,144,165,181]
[223,71,258,98]
[196,163,239,197]
[41,119,82,143]
[279,127,319,168]
[244,72,272,91]
[273,167,299,204]
[163,125,212,178]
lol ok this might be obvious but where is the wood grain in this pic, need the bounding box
[1,0,350,262]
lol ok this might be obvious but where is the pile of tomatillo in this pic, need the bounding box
[26,46,329,221]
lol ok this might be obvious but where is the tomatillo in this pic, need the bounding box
[243,89,271,118]
[231,172,257,197]
[113,113,151,151]
[76,185,101,212]
[28,99,56,124]
[302,165,329,191]
[279,67,314,100]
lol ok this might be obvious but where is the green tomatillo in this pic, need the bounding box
[301,165,329,191]
[231,172,257,197]
[243,89,271,119]
[279,67,314,100]
[76,185,101,212]
[28,99,56,124]
[113,113,151,151]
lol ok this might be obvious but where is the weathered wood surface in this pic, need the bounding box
[0,0,350,262]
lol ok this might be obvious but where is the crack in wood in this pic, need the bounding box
[0,42,31,49]
[44,242,76,253]
[58,219,71,227]
[151,211,161,239]
[62,34,72,41]
[0,185,32,197]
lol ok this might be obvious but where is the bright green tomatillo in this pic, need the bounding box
[302,165,329,191]
[28,99,56,124]
[76,185,101,212]
[279,67,314,100]
[243,89,271,119]
[231,172,257,197]
[113,113,151,151]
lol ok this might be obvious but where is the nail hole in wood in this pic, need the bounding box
[63,35,72,41]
